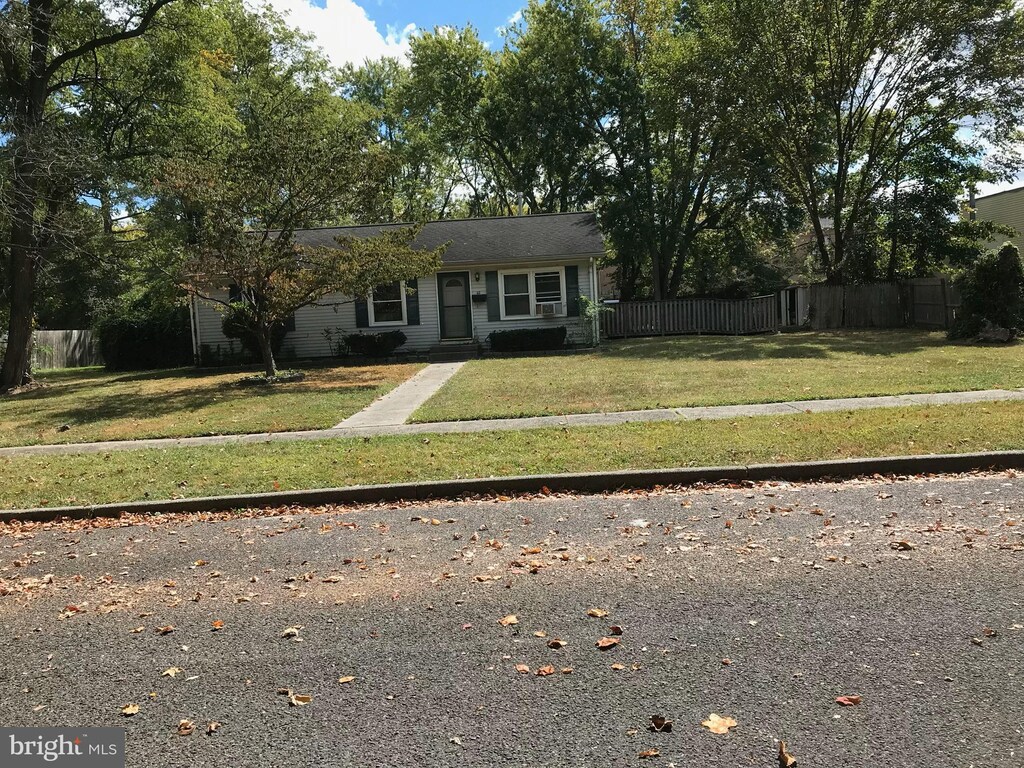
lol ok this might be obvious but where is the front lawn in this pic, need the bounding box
[412,330,1024,421]
[0,363,423,448]
[1,400,1021,509]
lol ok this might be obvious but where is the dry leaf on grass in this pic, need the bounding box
[587,608,609,618]
[701,714,737,734]
[498,614,519,627]
[639,749,660,759]
[121,704,139,716]
[596,637,620,650]
[835,695,862,707]
[176,720,195,736]
[535,665,556,677]
[778,741,797,767]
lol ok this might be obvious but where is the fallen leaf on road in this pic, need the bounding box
[639,749,660,759]
[498,614,519,627]
[649,715,672,733]
[156,626,175,635]
[162,667,183,678]
[130,626,145,634]
[891,541,915,551]
[515,664,531,674]
[547,638,567,649]
[121,704,139,716]
[587,608,609,618]
[338,676,356,684]
[596,637,620,650]
[779,741,797,767]
[288,693,312,707]
[211,620,225,631]
[721,658,732,666]
[701,714,737,734]
[177,720,195,736]
[281,625,303,639]
[535,665,556,677]
[983,627,998,637]
[561,667,573,674]
[611,663,626,670]
[609,625,624,636]
[206,721,221,736]
[835,695,862,707]
[533,631,547,638]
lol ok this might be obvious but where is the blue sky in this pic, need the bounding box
[354,0,524,42]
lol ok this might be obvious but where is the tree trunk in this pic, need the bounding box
[0,179,40,392]
[257,326,277,379]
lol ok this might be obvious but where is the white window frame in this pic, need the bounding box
[499,267,567,320]
[368,280,408,327]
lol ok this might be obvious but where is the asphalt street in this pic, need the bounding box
[1,473,1022,767]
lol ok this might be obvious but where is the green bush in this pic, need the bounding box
[94,298,193,371]
[221,303,289,362]
[344,330,407,357]
[488,326,568,353]
[950,243,1024,340]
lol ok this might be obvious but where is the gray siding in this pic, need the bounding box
[192,258,596,360]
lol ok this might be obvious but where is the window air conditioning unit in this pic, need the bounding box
[536,302,560,316]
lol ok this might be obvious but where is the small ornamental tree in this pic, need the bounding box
[166,22,444,377]
[952,243,1024,340]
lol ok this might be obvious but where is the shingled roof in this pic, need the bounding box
[288,211,603,266]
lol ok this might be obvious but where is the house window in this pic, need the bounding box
[501,273,532,318]
[499,268,566,319]
[369,280,407,326]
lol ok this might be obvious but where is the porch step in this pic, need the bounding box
[427,342,479,363]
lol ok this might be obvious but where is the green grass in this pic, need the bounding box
[2,400,1022,510]
[412,330,1024,422]
[0,363,423,448]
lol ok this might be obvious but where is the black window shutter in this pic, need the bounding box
[565,265,580,317]
[406,278,420,325]
[485,271,500,321]
[355,297,369,328]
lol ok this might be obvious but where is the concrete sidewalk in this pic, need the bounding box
[2,387,1023,459]
[334,361,465,428]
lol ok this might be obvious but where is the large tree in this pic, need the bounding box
[0,0,185,391]
[733,0,1024,283]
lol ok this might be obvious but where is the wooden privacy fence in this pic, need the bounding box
[31,330,103,369]
[905,277,962,329]
[601,295,779,338]
[806,282,906,330]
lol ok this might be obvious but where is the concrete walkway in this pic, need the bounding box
[334,361,465,429]
[3,387,1024,459]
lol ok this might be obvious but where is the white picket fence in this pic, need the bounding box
[600,295,779,338]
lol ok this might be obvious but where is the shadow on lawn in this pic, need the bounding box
[599,330,950,362]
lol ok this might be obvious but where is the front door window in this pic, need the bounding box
[440,274,470,339]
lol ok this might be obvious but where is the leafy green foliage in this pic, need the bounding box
[952,243,1024,339]
[488,326,568,353]
[344,331,408,358]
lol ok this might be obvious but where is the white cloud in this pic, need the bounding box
[496,8,523,35]
[260,0,416,67]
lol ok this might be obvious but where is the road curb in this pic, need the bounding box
[3,450,1023,524]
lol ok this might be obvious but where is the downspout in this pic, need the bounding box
[189,295,202,366]
[590,256,600,346]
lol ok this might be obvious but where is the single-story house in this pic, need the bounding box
[970,185,1024,255]
[189,211,605,362]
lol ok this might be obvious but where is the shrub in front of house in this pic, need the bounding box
[949,242,1024,341]
[488,326,568,353]
[344,330,407,357]
[94,297,193,371]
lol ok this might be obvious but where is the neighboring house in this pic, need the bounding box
[971,185,1024,255]
[189,211,605,362]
